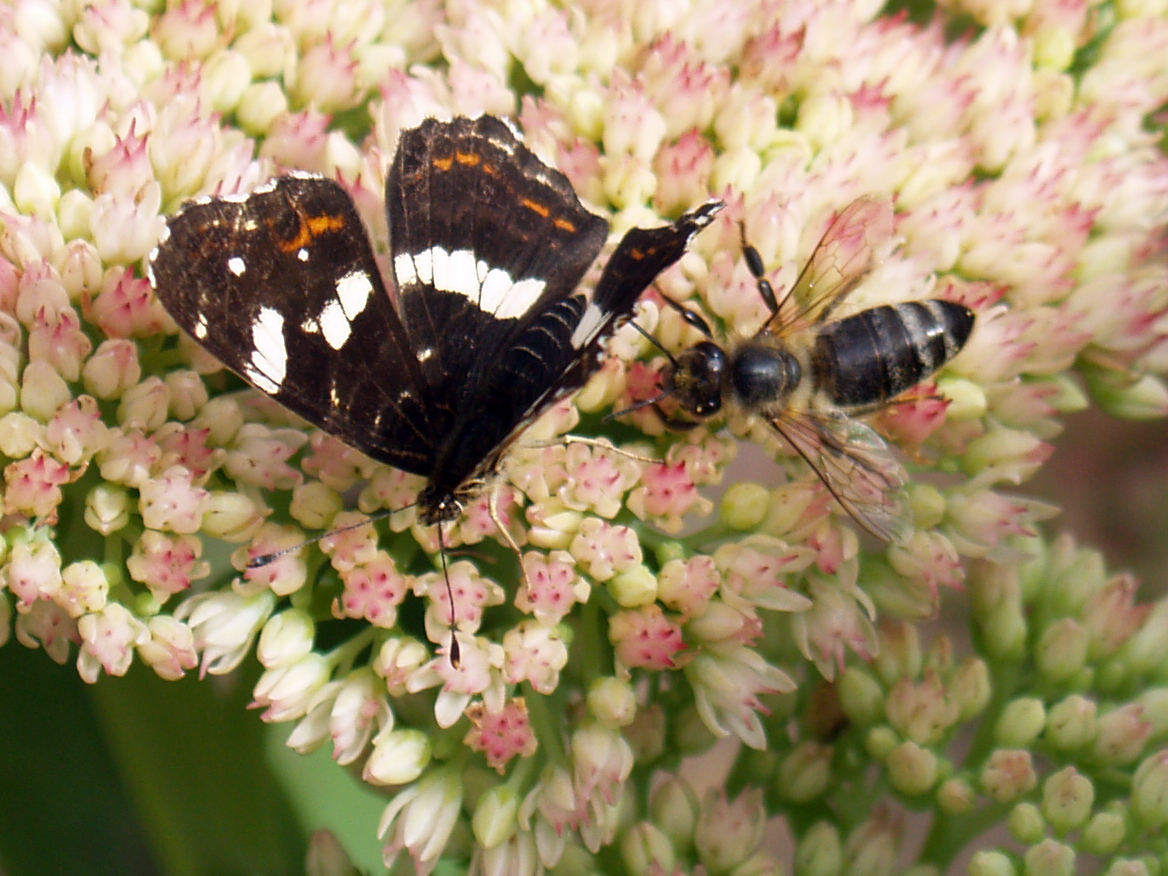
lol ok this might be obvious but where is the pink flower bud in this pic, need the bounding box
[464,698,538,774]
[334,551,408,629]
[502,620,568,694]
[82,338,141,399]
[795,822,843,876]
[887,740,939,796]
[514,550,589,625]
[609,604,685,671]
[1093,704,1153,766]
[981,749,1037,803]
[20,360,70,421]
[252,652,331,722]
[1042,766,1094,832]
[778,741,834,802]
[77,602,148,681]
[621,822,676,876]
[138,615,198,681]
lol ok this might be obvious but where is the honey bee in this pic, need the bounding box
[651,196,975,542]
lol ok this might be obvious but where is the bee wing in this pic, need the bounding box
[763,405,913,544]
[762,196,894,337]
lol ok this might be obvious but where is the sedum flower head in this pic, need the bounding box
[1,0,1167,873]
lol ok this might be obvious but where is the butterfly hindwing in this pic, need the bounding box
[454,198,727,485]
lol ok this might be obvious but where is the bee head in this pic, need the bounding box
[666,341,727,417]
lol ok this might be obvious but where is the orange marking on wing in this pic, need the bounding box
[455,149,482,166]
[522,198,551,218]
[553,217,577,232]
[277,212,347,253]
[431,155,454,171]
[308,214,346,235]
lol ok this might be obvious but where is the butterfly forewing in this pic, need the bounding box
[417,199,727,505]
[148,175,437,475]
[386,116,611,393]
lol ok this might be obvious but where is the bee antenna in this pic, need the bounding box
[604,388,673,422]
[245,505,409,568]
[605,318,687,423]
[628,319,679,366]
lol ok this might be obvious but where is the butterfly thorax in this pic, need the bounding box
[416,482,471,526]
[727,339,802,410]
[418,411,510,526]
[417,319,583,526]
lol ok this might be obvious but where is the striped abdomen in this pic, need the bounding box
[811,300,975,409]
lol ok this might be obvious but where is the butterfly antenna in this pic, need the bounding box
[437,523,461,667]
[246,505,407,568]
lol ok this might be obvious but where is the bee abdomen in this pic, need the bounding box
[812,300,975,409]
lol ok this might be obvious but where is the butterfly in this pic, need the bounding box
[149,114,721,565]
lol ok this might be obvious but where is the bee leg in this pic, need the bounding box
[657,295,714,339]
[846,386,947,418]
[739,224,779,314]
[652,402,701,431]
[894,386,946,405]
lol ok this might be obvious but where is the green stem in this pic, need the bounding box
[576,592,611,686]
[526,691,567,765]
[918,801,1010,868]
[324,625,378,675]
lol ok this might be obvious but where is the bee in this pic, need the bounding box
[649,196,976,542]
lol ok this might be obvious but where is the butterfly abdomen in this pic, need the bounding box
[810,300,975,409]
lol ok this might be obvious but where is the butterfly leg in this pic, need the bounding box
[488,485,531,589]
[560,435,658,465]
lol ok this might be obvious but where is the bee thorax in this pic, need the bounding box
[729,343,800,408]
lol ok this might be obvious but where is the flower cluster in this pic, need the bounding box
[1,0,1167,873]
